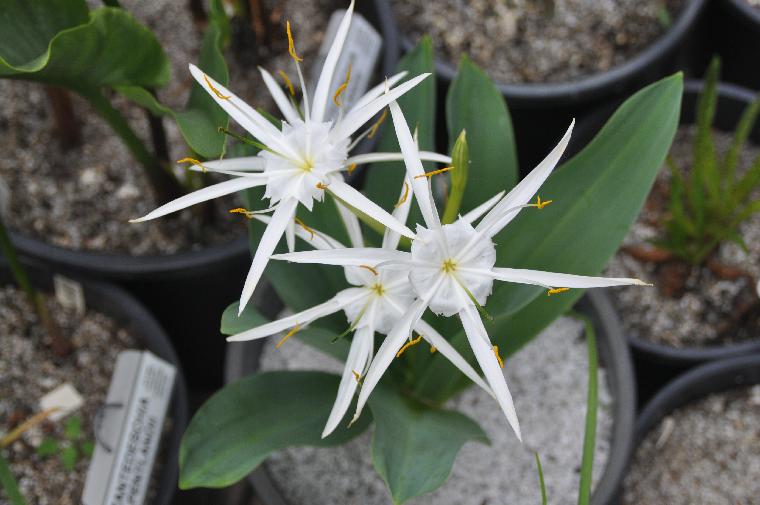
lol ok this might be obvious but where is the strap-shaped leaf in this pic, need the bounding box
[0,1,169,89]
[369,384,488,504]
[414,73,683,402]
[179,371,371,489]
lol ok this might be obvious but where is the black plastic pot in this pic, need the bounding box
[224,290,636,505]
[0,262,189,505]
[7,0,400,392]
[388,0,707,172]
[705,0,760,91]
[611,354,760,504]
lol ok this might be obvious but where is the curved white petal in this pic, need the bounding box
[185,156,265,173]
[382,176,413,250]
[328,180,416,239]
[272,248,411,267]
[491,267,649,289]
[330,73,431,142]
[461,191,506,224]
[253,214,344,250]
[334,199,364,248]
[259,67,300,125]
[311,0,355,122]
[389,100,440,229]
[239,198,300,314]
[285,218,296,253]
[349,71,407,113]
[129,176,266,223]
[458,298,521,441]
[344,151,452,166]
[478,120,575,236]
[322,324,373,438]
[189,64,296,158]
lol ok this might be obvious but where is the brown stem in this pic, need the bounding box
[145,89,170,164]
[248,0,269,45]
[188,0,207,24]
[45,86,81,150]
[621,245,674,264]
[34,293,72,358]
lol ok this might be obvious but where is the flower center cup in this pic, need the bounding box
[341,270,416,335]
[410,220,497,317]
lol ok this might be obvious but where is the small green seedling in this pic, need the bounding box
[656,56,760,265]
[36,416,94,471]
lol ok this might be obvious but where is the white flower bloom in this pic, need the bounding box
[130,1,449,314]
[227,179,493,438]
[272,101,650,441]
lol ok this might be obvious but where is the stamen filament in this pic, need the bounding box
[177,157,207,173]
[396,334,423,358]
[278,69,296,96]
[429,345,437,354]
[294,217,315,240]
[547,287,570,296]
[414,166,453,179]
[359,264,379,276]
[394,182,410,208]
[492,345,505,368]
[367,109,388,139]
[531,195,553,209]
[333,64,352,106]
[286,21,303,62]
[333,299,372,342]
[229,207,254,219]
[276,323,301,349]
[455,275,494,321]
[316,182,330,190]
[352,370,363,384]
[204,74,231,100]
[347,163,359,175]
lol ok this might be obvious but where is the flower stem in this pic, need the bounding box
[84,89,184,203]
[44,86,81,150]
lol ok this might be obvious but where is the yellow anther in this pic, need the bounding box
[294,217,315,240]
[547,287,570,296]
[177,157,207,173]
[333,64,352,106]
[359,264,379,276]
[492,345,504,368]
[276,323,301,349]
[229,207,254,219]
[278,70,296,96]
[316,182,330,190]
[534,195,553,209]
[429,345,437,354]
[286,21,303,62]
[414,166,453,179]
[347,163,359,174]
[394,182,410,208]
[352,370,363,384]
[367,109,388,139]
[203,74,231,100]
[396,334,423,358]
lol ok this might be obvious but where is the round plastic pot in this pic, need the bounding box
[224,290,636,505]
[386,0,707,171]
[707,0,760,90]
[609,354,760,503]
[0,262,189,505]
[7,0,400,391]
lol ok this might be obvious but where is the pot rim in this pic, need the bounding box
[724,0,760,30]
[0,261,189,505]
[225,290,637,505]
[393,0,707,106]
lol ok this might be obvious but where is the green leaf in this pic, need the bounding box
[369,385,488,504]
[441,131,469,224]
[80,440,95,458]
[571,313,598,505]
[446,55,518,211]
[364,37,436,232]
[689,57,720,224]
[535,453,548,505]
[179,371,371,489]
[63,416,82,441]
[415,73,683,403]
[36,438,59,457]
[724,94,760,186]
[0,450,27,505]
[0,2,170,90]
[60,445,78,471]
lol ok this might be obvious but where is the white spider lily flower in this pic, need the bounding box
[130,0,447,315]
[228,180,493,439]
[272,103,650,441]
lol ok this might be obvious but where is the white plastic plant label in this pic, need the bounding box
[309,9,382,123]
[53,274,86,316]
[82,350,176,505]
[39,383,84,422]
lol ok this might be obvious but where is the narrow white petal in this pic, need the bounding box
[285,218,296,253]
[478,120,575,236]
[344,151,452,166]
[334,199,364,248]
[490,267,649,289]
[349,71,407,113]
[389,100,440,229]
[259,67,300,125]
[311,0,355,122]
[253,214,345,250]
[238,198,300,314]
[186,156,265,173]
[328,180,416,239]
[459,301,522,441]
[330,73,431,142]
[322,324,372,438]
[189,64,296,158]
[129,177,266,223]
[272,248,411,267]
[382,176,413,250]
[413,319,493,397]
[461,191,506,224]
[227,294,348,342]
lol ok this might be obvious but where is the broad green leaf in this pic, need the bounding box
[446,55,517,212]
[0,3,169,90]
[415,73,683,402]
[369,385,488,504]
[180,371,371,489]
[117,0,230,158]
[221,301,350,361]
[364,37,436,232]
